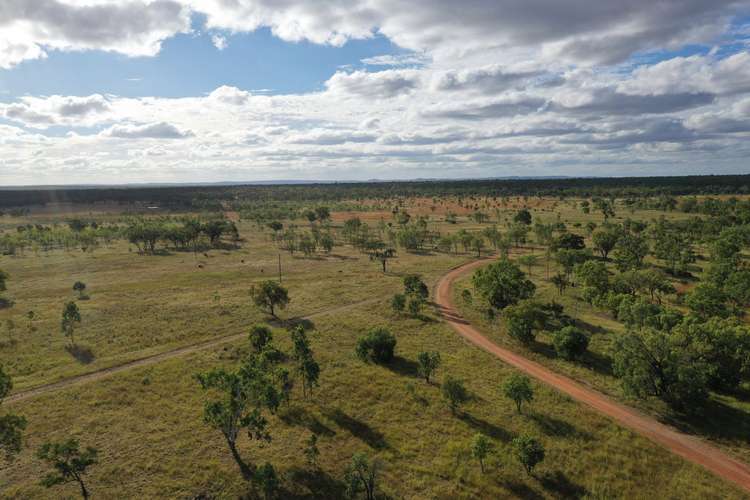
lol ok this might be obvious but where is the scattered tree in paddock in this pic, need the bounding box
[196,355,281,479]
[503,373,534,413]
[471,433,492,473]
[253,462,280,500]
[72,281,87,299]
[403,275,429,300]
[613,232,649,272]
[503,301,545,345]
[344,452,381,500]
[37,439,98,499]
[391,293,406,314]
[369,246,396,273]
[356,327,397,364]
[517,254,538,277]
[552,326,589,360]
[407,295,425,317]
[471,235,485,257]
[514,209,532,226]
[442,375,469,415]
[61,301,81,346]
[416,351,441,383]
[291,325,320,398]
[551,273,569,295]
[304,433,320,467]
[0,366,26,460]
[512,434,545,475]
[250,281,290,318]
[552,232,585,251]
[249,324,273,353]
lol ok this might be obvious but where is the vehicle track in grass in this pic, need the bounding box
[435,258,750,494]
[6,297,381,404]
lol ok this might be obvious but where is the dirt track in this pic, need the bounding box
[435,258,750,494]
[6,297,380,404]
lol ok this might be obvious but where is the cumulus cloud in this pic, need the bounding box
[325,70,421,98]
[102,122,194,139]
[618,51,750,96]
[0,0,191,68]
[209,85,251,105]
[1,94,111,127]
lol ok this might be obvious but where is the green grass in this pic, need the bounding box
[0,204,747,498]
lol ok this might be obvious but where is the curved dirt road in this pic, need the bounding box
[435,258,750,494]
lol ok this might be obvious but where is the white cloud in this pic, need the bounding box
[102,121,195,139]
[211,34,228,50]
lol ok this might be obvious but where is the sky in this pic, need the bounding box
[1,1,750,185]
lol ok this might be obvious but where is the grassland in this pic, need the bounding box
[0,200,748,498]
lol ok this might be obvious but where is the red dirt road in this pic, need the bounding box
[436,258,750,494]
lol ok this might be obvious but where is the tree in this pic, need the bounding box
[613,233,648,271]
[403,275,428,300]
[514,209,532,226]
[471,236,485,257]
[61,301,81,346]
[442,375,469,415]
[356,327,396,364]
[253,462,280,499]
[304,433,320,467]
[472,260,535,310]
[512,435,545,475]
[291,326,320,398]
[503,373,533,413]
[391,293,406,314]
[551,273,568,295]
[552,326,589,360]
[685,283,729,319]
[369,247,396,272]
[250,281,290,317]
[416,351,441,383]
[592,225,621,260]
[552,233,585,251]
[315,206,331,222]
[517,254,538,277]
[249,324,273,353]
[575,260,609,301]
[37,439,98,499]
[405,294,424,317]
[471,433,492,473]
[344,452,381,500]
[724,269,750,309]
[592,197,615,220]
[0,270,9,294]
[504,301,544,345]
[72,281,87,299]
[612,328,710,411]
[0,366,26,460]
[196,355,281,479]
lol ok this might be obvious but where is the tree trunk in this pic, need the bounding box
[77,478,89,500]
[228,439,252,480]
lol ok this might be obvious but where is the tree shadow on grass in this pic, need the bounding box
[528,411,592,441]
[384,356,420,378]
[323,408,389,450]
[458,413,512,443]
[66,344,95,364]
[283,467,348,499]
[664,396,750,446]
[538,470,587,498]
[503,479,544,500]
[0,298,14,310]
[279,406,336,437]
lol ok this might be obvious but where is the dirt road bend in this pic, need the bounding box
[435,258,750,494]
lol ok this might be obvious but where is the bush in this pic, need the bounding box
[356,327,396,364]
[391,293,406,313]
[552,326,589,360]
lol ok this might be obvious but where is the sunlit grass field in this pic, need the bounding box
[0,199,747,498]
